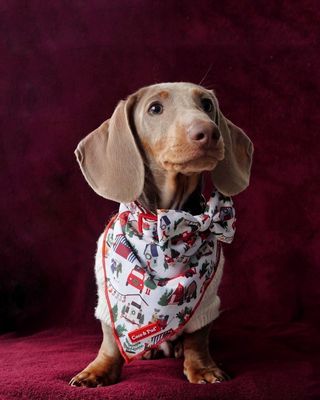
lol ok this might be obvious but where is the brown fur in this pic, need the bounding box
[69,322,123,387]
[183,324,230,383]
[70,82,253,387]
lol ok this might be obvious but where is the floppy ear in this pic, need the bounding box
[211,111,253,196]
[75,96,145,203]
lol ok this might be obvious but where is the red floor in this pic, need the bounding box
[1,324,318,400]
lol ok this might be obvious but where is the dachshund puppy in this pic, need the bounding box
[70,82,253,387]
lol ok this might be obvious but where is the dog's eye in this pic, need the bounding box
[148,102,163,115]
[201,98,213,113]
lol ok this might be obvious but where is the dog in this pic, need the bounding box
[70,82,253,387]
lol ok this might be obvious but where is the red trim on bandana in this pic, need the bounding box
[101,214,130,362]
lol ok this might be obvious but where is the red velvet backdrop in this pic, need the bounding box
[1,1,319,399]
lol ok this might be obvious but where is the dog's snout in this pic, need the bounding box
[187,121,220,146]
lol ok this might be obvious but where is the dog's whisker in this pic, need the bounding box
[198,63,213,86]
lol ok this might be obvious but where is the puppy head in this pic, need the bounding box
[75,82,253,203]
[133,83,224,175]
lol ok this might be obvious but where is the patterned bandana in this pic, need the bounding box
[101,191,235,362]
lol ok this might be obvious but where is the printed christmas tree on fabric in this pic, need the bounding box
[199,260,210,278]
[176,307,192,325]
[116,324,127,337]
[158,289,174,306]
[112,304,118,321]
[145,275,156,288]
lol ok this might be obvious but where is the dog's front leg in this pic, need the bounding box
[69,321,123,387]
[183,324,230,384]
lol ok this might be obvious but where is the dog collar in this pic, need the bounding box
[102,190,235,362]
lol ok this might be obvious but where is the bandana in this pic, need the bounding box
[101,191,235,362]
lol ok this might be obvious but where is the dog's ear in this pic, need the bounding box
[211,110,253,196]
[75,95,144,203]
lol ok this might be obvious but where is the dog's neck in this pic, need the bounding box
[158,171,202,210]
[138,164,203,214]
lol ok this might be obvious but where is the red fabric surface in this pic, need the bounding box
[1,1,319,399]
[0,323,319,400]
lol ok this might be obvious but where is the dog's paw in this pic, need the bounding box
[69,369,118,387]
[183,365,230,384]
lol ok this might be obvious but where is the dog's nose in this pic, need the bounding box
[187,121,220,146]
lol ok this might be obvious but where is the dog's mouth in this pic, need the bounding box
[159,147,224,174]
[161,154,224,174]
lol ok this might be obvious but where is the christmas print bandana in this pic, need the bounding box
[102,191,235,362]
